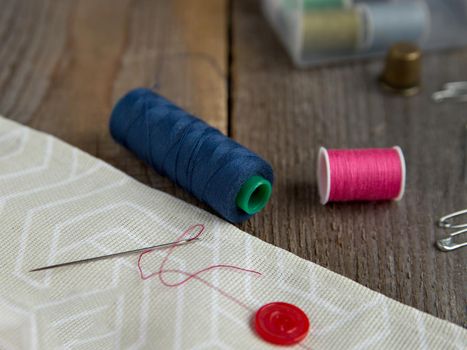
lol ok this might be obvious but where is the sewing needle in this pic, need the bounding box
[30,237,199,272]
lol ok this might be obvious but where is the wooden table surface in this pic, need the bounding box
[1,0,466,327]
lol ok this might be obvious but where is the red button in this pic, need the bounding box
[254,302,310,346]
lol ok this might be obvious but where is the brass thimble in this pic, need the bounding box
[380,42,421,96]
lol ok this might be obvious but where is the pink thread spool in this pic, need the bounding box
[317,147,406,204]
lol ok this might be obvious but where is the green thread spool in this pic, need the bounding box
[301,8,364,54]
[302,0,351,10]
[282,0,351,11]
[236,176,272,215]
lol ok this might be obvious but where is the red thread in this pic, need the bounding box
[137,224,261,310]
[318,147,405,204]
[137,224,312,349]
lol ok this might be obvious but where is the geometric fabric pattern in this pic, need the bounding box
[0,116,465,349]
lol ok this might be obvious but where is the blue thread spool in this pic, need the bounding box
[109,88,273,223]
[361,1,430,51]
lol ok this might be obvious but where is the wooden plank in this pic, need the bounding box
[1,0,465,328]
[0,0,228,206]
[232,1,466,326]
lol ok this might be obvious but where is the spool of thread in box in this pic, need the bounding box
[317,147,405,204]
[109,88,274,223]
[294,0,352,10]
[280,0,351,11]
[361,1,430,50]
[301,7,365,54]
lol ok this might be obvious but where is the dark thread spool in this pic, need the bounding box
[109,88,273,223]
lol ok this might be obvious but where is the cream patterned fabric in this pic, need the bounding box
[0,116,465,350]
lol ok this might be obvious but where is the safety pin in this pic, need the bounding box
[432,81,467,103]
[436,209,467,252]
[436,228,467,252]
[438,209,467,229]
[443,81,467,91]
[30,237,199,272]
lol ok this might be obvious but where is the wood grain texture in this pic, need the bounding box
[0,0,465,328]
[0,0,227,207]
[232,1,466,326]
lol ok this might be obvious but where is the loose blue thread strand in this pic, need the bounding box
[109,88,274,223]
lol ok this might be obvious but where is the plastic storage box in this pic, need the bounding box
[262,0,467,67]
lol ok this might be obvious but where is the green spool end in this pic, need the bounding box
[236,176,272,215]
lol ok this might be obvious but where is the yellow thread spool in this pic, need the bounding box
[301,8,364,54]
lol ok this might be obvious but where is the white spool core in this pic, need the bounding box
[317,147,331,205]
[393,146,406,201]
